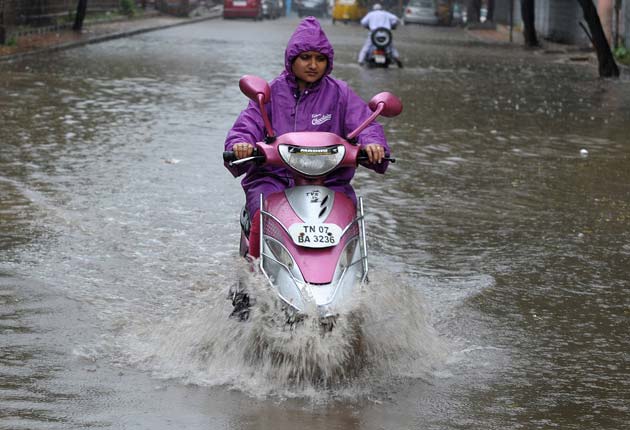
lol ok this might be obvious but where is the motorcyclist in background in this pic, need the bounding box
[358,3,403,67]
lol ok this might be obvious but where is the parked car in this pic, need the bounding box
[403,0,439,25]
[296,0,328,17]
[262,0,283,18]
[223,0,263,20]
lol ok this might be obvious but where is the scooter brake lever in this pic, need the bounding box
[229,155,264,167]
[357,157,396,163]
[357,150,396,163]
[224,148,264,166]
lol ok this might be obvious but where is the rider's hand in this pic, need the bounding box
[233,143,254,159]
[363,143,386,164]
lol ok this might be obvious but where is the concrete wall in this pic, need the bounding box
[626,0,630,47]
[490,0,597,47]
[493,0,519,26]
[536,0,588,45]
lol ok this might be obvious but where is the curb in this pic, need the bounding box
[465,23,525,46]
[0,12,221,63]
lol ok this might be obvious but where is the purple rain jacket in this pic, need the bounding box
[224,17,390,218]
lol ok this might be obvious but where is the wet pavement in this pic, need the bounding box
[1,15,630,429]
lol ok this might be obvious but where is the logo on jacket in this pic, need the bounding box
[311,113,332,126]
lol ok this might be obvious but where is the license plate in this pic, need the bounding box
[374,54,386,64]
[233,0,247,6]
[288,223,343,248]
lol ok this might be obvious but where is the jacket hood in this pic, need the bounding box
[284,17,334,77]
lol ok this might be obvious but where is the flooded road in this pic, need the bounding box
[1,17,629,429]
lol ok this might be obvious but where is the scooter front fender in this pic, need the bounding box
[259,188,368,314]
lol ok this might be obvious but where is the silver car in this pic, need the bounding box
[403,0,439,25]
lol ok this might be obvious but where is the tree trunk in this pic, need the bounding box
[1,0,6,44]
[577,0,620,77]
[486,0,495,22]
[467,0,481,23]
[520,0,539,47]
[73,0,88,32]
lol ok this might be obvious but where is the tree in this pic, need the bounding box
[486,0,495,22]
[73,0,88,32]
[1,0,7,44]
[520,0,539,47]
[467,0,482,24]
[577,0,619,77]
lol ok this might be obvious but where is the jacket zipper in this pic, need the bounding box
[293,89,308,132]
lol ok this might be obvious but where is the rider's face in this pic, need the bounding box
[292,51,327,89]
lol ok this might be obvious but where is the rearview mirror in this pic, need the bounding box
[346,92,403,140]
[238,75,274,138]
[368,92,403,117]
[239,75,271,104]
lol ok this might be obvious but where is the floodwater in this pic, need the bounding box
[1,16,629,429]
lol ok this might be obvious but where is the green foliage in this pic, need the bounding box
[6,36,18,47]
[119,0,137,17]
[614,45,627,59]
[614,45,629,65]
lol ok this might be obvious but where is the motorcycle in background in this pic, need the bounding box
[364,27,402,68]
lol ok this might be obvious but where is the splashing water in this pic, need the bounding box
[112,264,447,399]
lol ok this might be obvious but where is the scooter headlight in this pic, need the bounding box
[278,144,345,177]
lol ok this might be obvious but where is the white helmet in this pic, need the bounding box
[372,3,382,10]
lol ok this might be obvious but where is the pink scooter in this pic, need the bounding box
[224,75,402,327]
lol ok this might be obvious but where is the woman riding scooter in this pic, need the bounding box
[224,17,391,259]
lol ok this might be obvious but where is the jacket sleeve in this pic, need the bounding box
[224,100,266,177]
[389,12,399,26]
[360,13,370,28]
[343,86,390,174]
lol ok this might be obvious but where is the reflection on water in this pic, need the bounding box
[1,18,629,429]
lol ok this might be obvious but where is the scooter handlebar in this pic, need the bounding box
[223,151,236,162]
[224,148,394,166]
[357,149,396,163]
[223,149,265,166]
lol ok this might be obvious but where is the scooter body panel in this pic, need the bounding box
[263,186,358,285]
[260,187,367,315]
